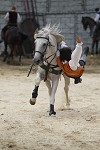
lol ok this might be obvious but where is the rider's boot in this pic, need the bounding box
[0,31,4,43]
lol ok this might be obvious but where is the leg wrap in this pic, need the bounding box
[49,104,56,116]
[32,86,39,98]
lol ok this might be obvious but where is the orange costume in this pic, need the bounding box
[56,39,84,79]
[57,56,84,78]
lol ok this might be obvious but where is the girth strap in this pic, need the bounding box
[40,64,62,81]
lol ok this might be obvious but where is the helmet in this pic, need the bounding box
[95,8,99,12]
[60,47,72,62]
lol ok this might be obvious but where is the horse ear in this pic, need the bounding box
[35,28,38,34]
[34,33,38,39]
[52,33,64,43]
[34,29,38,39]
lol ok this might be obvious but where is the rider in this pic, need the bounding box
[0,5,22,42]
[92,8,100,36]
[94,8,100,22]
[57,35,89,84]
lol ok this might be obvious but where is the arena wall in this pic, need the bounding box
[0,0,100,53]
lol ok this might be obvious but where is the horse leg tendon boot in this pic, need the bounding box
[30,86,39,105]
[49,104,56,116]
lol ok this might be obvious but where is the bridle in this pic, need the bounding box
[34,37,50,57]
[34,36,61,81]
[34,36,57,64]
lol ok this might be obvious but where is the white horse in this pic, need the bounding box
[30,24,70,115]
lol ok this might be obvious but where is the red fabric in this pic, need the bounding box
[22,0,26,12]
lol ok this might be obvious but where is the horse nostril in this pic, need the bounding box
[37,60,41,65]
[33,58,41,65]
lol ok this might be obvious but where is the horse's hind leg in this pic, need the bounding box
[18,45,23,64]
[91,39,95,55]
[3,41,8,62]
[63,74,70,108]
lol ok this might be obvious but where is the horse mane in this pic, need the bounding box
[38,24,61,35]
[34,24,64,42]
[35,24,64,38]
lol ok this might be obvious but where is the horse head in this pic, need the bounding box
[82,16,96,34]
[33,24,64,65]
[82,16,88,30]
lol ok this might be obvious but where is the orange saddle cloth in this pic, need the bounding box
[57,56,84,78]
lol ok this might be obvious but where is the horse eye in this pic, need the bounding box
[43,43,47,47]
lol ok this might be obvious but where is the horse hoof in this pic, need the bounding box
[30,98,36,105]
[49,111,56,116]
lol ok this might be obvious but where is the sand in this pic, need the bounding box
[0,55,100,150]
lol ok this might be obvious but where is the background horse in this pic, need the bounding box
[30,24,70,116]
[81,16,100,55]
[2,26,28,63]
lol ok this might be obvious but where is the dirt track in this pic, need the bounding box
[0,55,100,150]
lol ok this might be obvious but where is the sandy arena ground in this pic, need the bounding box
[0,55,100,150]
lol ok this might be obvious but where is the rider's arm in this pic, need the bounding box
[17,13,22,24]
[4,12,9,23]
[94,13,100,22]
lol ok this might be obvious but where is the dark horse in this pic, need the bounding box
[1,26,28,63]
[82,16,100,55]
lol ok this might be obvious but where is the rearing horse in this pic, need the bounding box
[82,16,100,55]
[30,24,70,116]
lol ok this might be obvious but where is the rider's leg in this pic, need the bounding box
[74,46,89,84]
[79,46,89,66]
[68,42,83,84]
[0,25,8,43]
[69,42,83,71]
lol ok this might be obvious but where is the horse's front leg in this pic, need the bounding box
[63,74,70,108]
[49,75,59,116]
[45,80,51,96]
[30,71,42,105]
[95,40,98,54]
